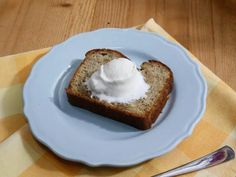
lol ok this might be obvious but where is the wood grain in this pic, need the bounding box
[0,0,235,90]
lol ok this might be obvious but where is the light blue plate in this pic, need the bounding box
[23,28,207,167]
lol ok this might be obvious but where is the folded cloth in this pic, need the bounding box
[0,18,235,177]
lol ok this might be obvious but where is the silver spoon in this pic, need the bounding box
[152,146,235,177]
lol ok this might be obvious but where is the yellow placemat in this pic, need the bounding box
[0,19,235,177]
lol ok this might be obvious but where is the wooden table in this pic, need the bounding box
[0,0,235,90]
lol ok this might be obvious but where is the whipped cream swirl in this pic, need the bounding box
[86,58,149,103]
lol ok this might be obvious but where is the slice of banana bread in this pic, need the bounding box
[66,49,173,130]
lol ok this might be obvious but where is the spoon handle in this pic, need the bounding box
[152,146,235,177]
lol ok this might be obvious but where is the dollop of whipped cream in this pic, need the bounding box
[86,58,150,103]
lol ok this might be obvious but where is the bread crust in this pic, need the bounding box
[85,48,128,58]
[143,60,173,125]
[66,49,173,130]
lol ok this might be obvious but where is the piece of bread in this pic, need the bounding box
[66,49,173,130]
